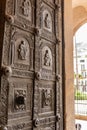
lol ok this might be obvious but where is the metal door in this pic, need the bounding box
[0,0,63,130]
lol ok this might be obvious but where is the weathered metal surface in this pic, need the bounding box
[0,0,63,130]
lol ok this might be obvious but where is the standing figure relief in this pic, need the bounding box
[18,40,27,60]
[44,13,51,29]
[44,50,51,67]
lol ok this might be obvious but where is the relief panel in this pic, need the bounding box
[17,40,28,60]
[14,89,26,111]
[7,79,33,130]
[41,3,54,32]
[10,27,34,70]
[15,0,35,25]
[0,0,63,130]
[20,0,32,20]
[38,82,55,115]
[42,10,52,32]
[8,78,33,115]
[33,79,57,128]
[39,2,55,41]
[41,88,52,108]
[42,46,52,70]
[34,39,56,81]
[14,38,30,66]
[39,39,56,78]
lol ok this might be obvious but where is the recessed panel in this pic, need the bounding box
[38,81,55,116]
[15,0,35,25]
[10,27,34,70]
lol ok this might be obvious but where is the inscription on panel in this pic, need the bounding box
[12,69,34,79]
[40,125,55,130]
[41,127,52,130]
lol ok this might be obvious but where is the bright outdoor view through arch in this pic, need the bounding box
[74,23,87,116]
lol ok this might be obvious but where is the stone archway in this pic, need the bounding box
[72,0,87,125]
[64,1,87,130]
[73,0,87,33]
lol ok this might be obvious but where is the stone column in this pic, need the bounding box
[64,0,75,130]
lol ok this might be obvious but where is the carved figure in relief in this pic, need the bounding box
[42,89,51,108]
[44,13,50,29]
[21,0,31,17]
[44,50,51,67]
[18,40,27,60]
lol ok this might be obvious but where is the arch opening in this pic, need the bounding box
[73,1,87,129]
[73,23,87,129]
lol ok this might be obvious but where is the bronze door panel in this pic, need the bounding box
[0,0,63,130]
